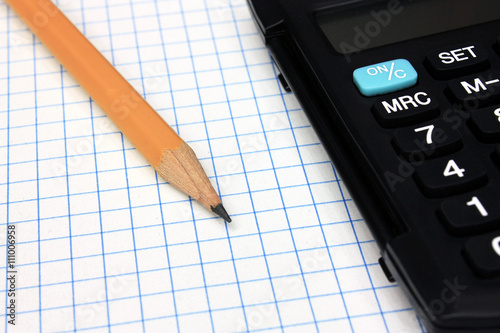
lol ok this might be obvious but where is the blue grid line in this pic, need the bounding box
[7,289,411,329]
[0,65,273,108]
[0,209,359,251]
[0,21,258,52]
[60,59,78,332]
[0,194,357,233]
[2,255,384,293]
[104,0,146,330]
[152,0,181,330]
[186,5,286,332]
[0,44,264,78]
[331,159,390,332]
[0,149,329,189]
[0,111,309,153]
[84,0,112,328]
[90,95,112,332]
[269,51,356,333]
[0,85,286,123]
[0,5,251,36]
[0,0,240,11]
[0,239,376,283]
[3,6,11,332]
[174,1,244,330]
[0,0,250,31]
[3,280,397,327]
[0,118,312,160]
[0,133,315,170]
[3,290,416,333]
[153,165,180,332]
[2,218,365,255]
[0,218,369,268]
[0,53,269,85]
[177,1,226,330]
[227,3,320,330]
[0,112,309,152]
[0,14,254,42]
[1,265,388,316]
[0,258,384,298]
[32,31,42,333]
[0,31,262,68]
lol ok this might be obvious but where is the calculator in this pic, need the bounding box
[248,0,500,332]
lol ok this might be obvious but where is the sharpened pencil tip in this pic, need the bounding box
[212,204,232,223]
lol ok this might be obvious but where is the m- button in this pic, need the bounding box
[425,44,489,79]
[447,72,500,108]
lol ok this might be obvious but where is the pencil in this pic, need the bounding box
[7,0,231,222]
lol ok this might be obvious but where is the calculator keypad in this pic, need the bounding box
[354,42,500,278]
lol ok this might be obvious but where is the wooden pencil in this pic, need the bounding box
[7,0,231,222]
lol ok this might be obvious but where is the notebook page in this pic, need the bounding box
[0,0,425,332]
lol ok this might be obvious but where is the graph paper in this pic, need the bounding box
[0,0,426,332]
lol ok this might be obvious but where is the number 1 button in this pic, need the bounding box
[353,59,418,96]
[440,187,500,234]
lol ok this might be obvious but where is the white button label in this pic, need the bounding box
[381,92,431,114]
[439,46,477,64]
[493,236,500,257]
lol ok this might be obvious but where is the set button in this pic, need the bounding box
[425,44,489,79]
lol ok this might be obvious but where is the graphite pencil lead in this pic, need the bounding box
[211,204,232,223]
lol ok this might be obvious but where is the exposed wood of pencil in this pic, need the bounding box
[7,0,230,221]
[157,141,224,210]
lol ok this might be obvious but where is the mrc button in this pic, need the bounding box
[353,59,418,96]
[372,88,439,127]
[425,44,489,79]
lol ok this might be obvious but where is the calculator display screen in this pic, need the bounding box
[317,0,500,54]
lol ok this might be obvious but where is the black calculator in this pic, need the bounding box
[248,0,500,332]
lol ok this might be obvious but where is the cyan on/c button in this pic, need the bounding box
[353,59,418,97]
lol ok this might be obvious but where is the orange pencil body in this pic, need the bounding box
[6,0,231,221]
[7,0,182,168]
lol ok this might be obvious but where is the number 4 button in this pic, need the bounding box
[414,152,487,197]
[440,187,500,234]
